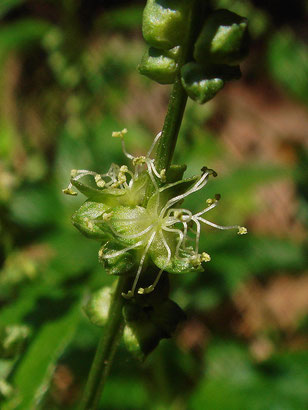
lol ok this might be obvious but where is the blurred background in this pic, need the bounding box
[0,0,307,409]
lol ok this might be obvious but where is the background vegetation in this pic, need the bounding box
[0,0,307,408]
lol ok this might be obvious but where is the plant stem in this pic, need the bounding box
[79,276,129,410]
[155,0,203,173]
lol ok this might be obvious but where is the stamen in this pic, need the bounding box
[194,201,219,218]
[95,174,106,188]
[118,224,154,240]
[160,171,210,217]
[112,128,128,138]
[238,226,248,235]
[100,240,143,259]
[122,231,156,298]
[201,252,211,262]
[159,230,172,266]
[192,217,201,254]
[147,131,162,157]
[162,226,184,258]
[138,268,164,295]
[62,182,78,196]
[197,217,241,232]
[160,169,166,182]
[112,129,134,160]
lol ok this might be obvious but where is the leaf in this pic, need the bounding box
[190,341,308,410]
[3,303,81,410]
[267,30,308,103]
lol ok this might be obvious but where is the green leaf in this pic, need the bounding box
[190,341,308,410]
[3,303,81,410]
[267,30,308,103]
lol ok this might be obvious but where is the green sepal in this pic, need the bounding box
[181,62,225,104]
[83,287,112,327]
[71,176,125,202]
[123,296,185,358]
[165,164,187,183]
[138,46,178,84]
[0,325,30,359]
[99,240,138,276]
[71,200,113,240]
[110,205,149,245]
[194,9,249,65]
[150,241,204,274]
[142,0,190,50]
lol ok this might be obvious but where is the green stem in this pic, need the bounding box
[155,0,203,173]
[79,276,129,410]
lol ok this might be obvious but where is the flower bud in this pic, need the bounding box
[194,9,249,65]
[83,287,112,327]
[138,46,179,84]
[181,62,224,104]
[142,0,190,50]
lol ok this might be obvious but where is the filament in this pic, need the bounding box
[101,240,143,259]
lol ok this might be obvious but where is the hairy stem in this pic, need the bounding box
[79,276,130,410]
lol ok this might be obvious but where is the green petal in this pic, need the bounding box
[71,177,125,202]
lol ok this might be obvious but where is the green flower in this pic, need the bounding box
[63,130,247,298]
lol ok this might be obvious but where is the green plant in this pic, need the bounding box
[62,1,249,408]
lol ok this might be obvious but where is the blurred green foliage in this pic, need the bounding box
[0,0,307,409]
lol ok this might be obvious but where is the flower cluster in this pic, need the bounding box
[63,130,247,298]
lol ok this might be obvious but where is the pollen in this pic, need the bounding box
[238,226,248,235]
[112,128,128,138]
[201,252,211,262]
[132,156,147,166]
[95,174,106,188]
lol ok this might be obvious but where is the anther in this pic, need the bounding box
[201,252,211,262]
[95,174,106,188]
[238,226,248,235]
[160,169,166,182]
[62,187,78,196]
[121,290,134,299]
[112,128,128,138]
[201,166,217,177]
[132,156,147,166]
[70,169,78,178]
